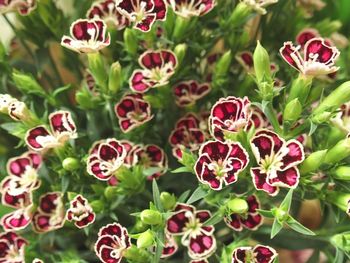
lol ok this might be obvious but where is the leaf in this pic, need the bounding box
[152,180,163,212]
[256,209,274,218]
[61,174,70,193]
[153,230,165,263]
[271,218,283,238]
[203,211,222,226]
[280,189,293,213]
[178,190,191,203]
[186,186,208,204]
[52,84,71,97]
[306,250,320,263]
[309,121,318,136]
[286,216,315,236]
[171,166,192,174]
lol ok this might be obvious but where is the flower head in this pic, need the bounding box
[173,81,211,107]
[0,205,33,231]
[232,245,277,263]
[250,129,305,196]
[66,195,95,228]
[167,0,216,18]
[61,19,110,53]
[0,0,36,15]
[0,231,27,263]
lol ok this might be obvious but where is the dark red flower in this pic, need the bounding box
[115,93,153,133]
[173,81,211,107]
[0,206,33,231]
[0,0,36,15]
[66,195,95,229]
[247,107,267,130]
[130,49,177,93]
[250,129,305,196]
[95,223,131,263]
[296,28,320,47]
[195,140,249,190]
[167,0,216,18]
[231,245,277,263]
[0,231,27,262]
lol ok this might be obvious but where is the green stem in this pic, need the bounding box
[264,102,282,134]
[107,99,118,135]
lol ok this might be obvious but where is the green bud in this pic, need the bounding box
[140,209,162,225]
[124,245,152,262]
[62,157,80,171]
[311,111,332,124]
[228,2,251,27]
[90,200,104,213]
[174,44,187,66]
[253,41,272,83]
[172,16,190,42]
[137,230,154,248]
[324,138,350,164]
[124,28,138,55]
[300,150,327,174]
[108,62,122,94]
[331,232,350,252]
[104,186,118,201]
[227,198,249,214]
[273,208,289,223]
[75,88,98,110]
[318,20,342,36]
[214,50,232,77]
[12,71,46,97]
[283,98,302,123]
[333,166,350,181]
[87,53,108,91]
[287,74,313,104]
[160,192,176,210]
[327,191,350,212]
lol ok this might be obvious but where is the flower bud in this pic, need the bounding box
[90,200,104,213]
[137,230,154,248]
[333,166,350,181]
[214,50,232,78]
[62,157,80,171]
[300,150,327,174]
[174,44,187,66]
[283,98,302,123]
[324,138,350,164]
[273,208,289,223]
[160,192,176,210]
[140,209,162,225]
[311,111,332,124]
[227,198,249,214]
[124,28,138,56]
[108,62,122,95]
[327,191,350,212]
[172,16,190,42]
[87,53,108,91]
[104,186,118,200]
[228,2,251,27]
[287,74,313,104]
[124,245,152,262]
[12,71,45,97]
[253,41,272,83]
[8,100,31,122]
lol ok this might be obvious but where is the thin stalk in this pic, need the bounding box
[47,46,64,86]
[107,99,118,135]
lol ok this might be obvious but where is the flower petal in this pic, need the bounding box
[187,233,216,260]
[251,168,279,196]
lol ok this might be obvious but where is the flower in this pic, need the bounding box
[167,0,216,18]
[95,223,131,263]
[115,0,167,32]
[173,81,211,107]
[87,0,130,30]
[0,231,27,263]
[279,38,340,77]
[242,0,278,15]
[0,0,36,15]
[61,19,110,53]
[166,203,216,260]
[195,141,249,190]
[25,111,77,151]
[296,28,320,47]
[169,113,206,160]
[0,205,33,231]
[231,245,277,263]
[32,192,65,233]
[115,93,153,133]
[190,260,209,263]
[0,187,32,209]
[250,129,305,196]
[247,106,267,130]
[66,195,95,228]
[0,94,31,122]
[130,49,178,93]
[224,195,263,231]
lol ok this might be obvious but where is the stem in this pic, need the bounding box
[107,99,118,135]
[264,102,282,134]
[47,46,64,86]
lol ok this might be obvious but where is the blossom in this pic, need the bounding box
[115,0,167,32]
[209,96,251,141]
[0,206,33,231]
[130,49,178,93]
[87,139,127,181]
[0,0,36,15]
[224,195,263,231]
[166,203,216,260]
[61,19,110,53]
[169,113,206,160]
[242,0,278,15]
[167,0,216,18]
[280,38,340,77]
[0,94,31,122]
[232,245,277,263]
[190,260,209,263]
[195,141,249,190]
[95,223,131,263]
[0,231,27,263]
[66,195,95,228]
[32,192,65,233]
[115,93,153,133]
[25,111,77,151]
[87,0,130,30]
[173,81,211,107]
[250,129,305,196]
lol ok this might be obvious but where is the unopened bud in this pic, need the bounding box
[227,198,249,214]
[333,166,350,181]
[160,192,176,210]
[253,41,272,83]
[214,50,232,78]
[228,2,251,27]
[174,44,187,66]
[108,62,122,94]
[327,191,350,212]
[124,28,138,55]
[287,75,313,104]
[62,157,80,171]
[137,230,154,248]
[283,98,302,123]
[324,138,350,164]
[140,209,162,225]
[300,150,327,174]
[273,208,289,223]
[172,16,190,42]
[87,53,108,91]
[312,111,332,124]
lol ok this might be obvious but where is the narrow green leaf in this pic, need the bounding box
[178,190,191,203]
[271,218,283,238]
[286,216,315,236]
[186,186,208,204]
[153,230,165,263]
[203,212,222,226]
[171,166,192,173]
[256,209,274,218]
[152,180,163,212]
[280,189,294,213]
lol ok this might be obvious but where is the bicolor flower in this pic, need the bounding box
[280,37,340,77]
[169,113,206,160]
[115,0,167,32]
[166,203,216,260]
[250,129,305,196]
[115,93,153,133]
[66,195,95,228]
[95,223,131,263]
[247,107,267,130]
[0,94,31,122]
[231,245,277,263]
[87,139,127,181]
[25,111,77,152]
[0,0,36,15]
[209,96,251,141]
[242,0,278,15]
[224,195,263,231]
[130,49,178,93]
[61,19,110,53]
[0,232,27,263]
[87,0,130,30]
[1,187,32,209]
[0,205,33,231]
[167,0,216,18]
[195,141,249,190]
[173,81,211,107]
[32,192,65,233]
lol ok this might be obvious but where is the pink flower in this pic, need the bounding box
[247,106,267,130]
[66,195,95,228]
[95,223,131,263]
[232,245,277,263]
[224,195,263,231]
[130,49,178,93]
[296,28,320,47]
[116,0,167,32]
[87,0,130,30]
[61,19,110,53]
[167,0,216,18]
[115,93,153,133]
[209,96,251,141]
[25,111,77,152]
[0,0,36,15]
[166,203,216,260]
[87,139,127,181]
[0,231,27,262]
[169,113,206,160]
[0,187,32,209]
[173,81,211,107]
[32,192,65,233]
[250,129,305,196]
[0,205,33,231]
[195,141,249,190]
[280,37,340,77]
